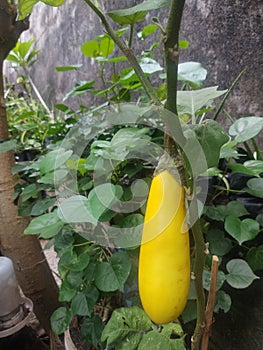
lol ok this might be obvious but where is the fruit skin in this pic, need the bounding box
[138,170,190,324]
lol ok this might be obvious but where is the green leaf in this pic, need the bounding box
[108,0,171,25]
[246,178,263,198]
[37,149,72,175]
[71,293,89,316]
[101,306,151,347]
[57,195,97,224]
[139,331,171,350]
[203,270,226,291]
[0,140,17,153]
[66,270,83,288]
[206,229,232,256]
[19,0,64,19]
[24,211,64,238]
[214,290,231,313]
[139,57,163,74]
[56,64,82,71]
[139,330,186,350]
[190,120,229,168]
[178,62,207,85]
[88,184,121,220]
[81,40,100,57]
[227,161,263,177]
[59,250,90,272]
[38,169,68,185]
[225,215,260,245]
[226,259,259,288]
[95,252,132,292]
[81,315,104,346]
[181,300,197,323]
[137,24,158,39]
[30,197,56,216]
[51,307,72,335]
[229,116,263,142]
[246,245,263,271]
[63,80,95,100]
[177,86,227,116]
[59,280,76,302]
[99,37,115,57]
[178,40,189,49]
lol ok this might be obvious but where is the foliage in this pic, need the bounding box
[5,0,263,349]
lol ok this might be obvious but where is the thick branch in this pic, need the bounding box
[0,1,29,61]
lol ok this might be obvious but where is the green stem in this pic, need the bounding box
[213,70,245,121]
[164,0,185,115]
[163,0,186,160]
[190,198,206,350]
[128,23,134,48]
[84,0,159,104]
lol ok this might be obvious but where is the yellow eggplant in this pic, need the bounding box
[138,170,190,324]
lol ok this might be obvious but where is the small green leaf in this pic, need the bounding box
[81,315,104,346]
[246,245,263,271]
[226,259,259,289]
[206,229,232,256]
[229,116,263,142]
[50,307,72,335]
[56,64,82,71]
[59,251,90,272]
[59,281,76,302]
[178,40,189,49]
[214,290,231,313]
[178,62,207,85]
[225,215,260,245]
[203,270,226,291]
[137,24,158,39]
[190,120,229,168]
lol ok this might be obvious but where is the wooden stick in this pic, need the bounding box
[201,255,219,350]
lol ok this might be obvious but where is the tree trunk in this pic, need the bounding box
[0,0,60,333]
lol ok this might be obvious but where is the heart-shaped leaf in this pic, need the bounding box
[225,215,260,245]
[226,259,259,288]
[246,178,263,198]
[95,251,131,292]
[229,116,263,142]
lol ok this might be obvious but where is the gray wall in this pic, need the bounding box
[7,0,263,118]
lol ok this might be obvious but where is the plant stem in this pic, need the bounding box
[164,0,185,115]
[84,0,159,104]
[163,0,186,161]
[128,23,134,48]
[190,197,206,350]
[213,70,245,121]
[201,255,219,350]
